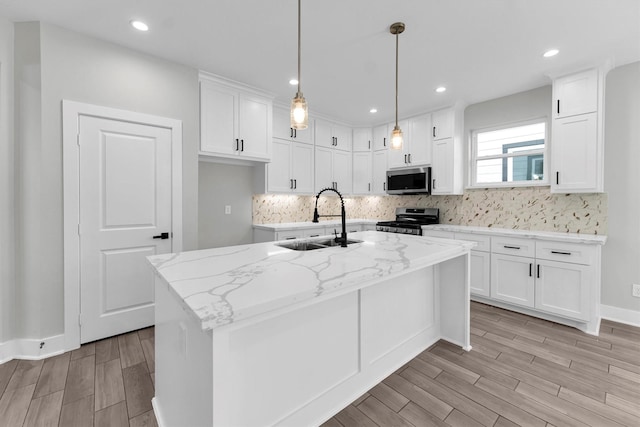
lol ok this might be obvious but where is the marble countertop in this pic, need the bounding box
[147,231,474,332]
[253,218,378,231]
[422,224,607,245]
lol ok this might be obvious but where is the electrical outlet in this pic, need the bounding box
[224,205,231,215]
[632,284,640,298]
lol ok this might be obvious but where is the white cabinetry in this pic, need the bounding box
[267,139,314,194]
[372,124,388,151]
[315,120,352,151]
[372,150,388,194]
[200,74,272,162]
[353,152,372,195]
[389,115,433,168]
[387,120,411,168]
[422,226,604,335]
[551,68,605,193]
[315,146,352,194]
[353,128,373,152]
[273,105,313,144]
[430,107,464,195]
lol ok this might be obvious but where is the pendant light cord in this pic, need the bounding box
[297,0,301,94]
[395,31,399,127]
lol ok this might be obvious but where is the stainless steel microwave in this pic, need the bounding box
[386,167,431,195]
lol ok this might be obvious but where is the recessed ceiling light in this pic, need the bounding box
[130,20,149,32]
[435,86,447,93]
[289,79,299,85]
[370,108,378,113]
[543,49,559,58]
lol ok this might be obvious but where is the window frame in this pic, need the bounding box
[468,117,549,189]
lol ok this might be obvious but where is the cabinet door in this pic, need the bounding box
[238,93,271,160]
[372,150,388,194]
[432,109,453,140]
[291,143,314,193]
[268,139,293,192]
[352,152,372,194]
[554,69,598,118]
[491,253,535,308]
[431,138,454,194]
[470,251,491,297]
[314,146,333,191]
[353,128,372,152]
[551,112,598,193]
[387,120,410,168]
[535,259,591,321]
[333,150,353,194]
[372,124,388,151]
[387,143,408,169]
[315,120,334,149]
[293,120,314,144]
[272,106,294,140]
[408,114,432,166]
[200,81,238,155]
[333,124,353,151]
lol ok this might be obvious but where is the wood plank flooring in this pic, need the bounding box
[1,302,638,426]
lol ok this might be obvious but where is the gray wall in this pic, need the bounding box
[199,162,254,249]
[602,62,640,313]
[11,22,199,340]
[0,16,15,343]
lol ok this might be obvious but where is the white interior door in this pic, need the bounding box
[79,116,172,343]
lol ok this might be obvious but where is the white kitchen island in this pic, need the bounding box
[147,231,474,427]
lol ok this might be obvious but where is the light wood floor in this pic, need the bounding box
[1,302,639,426]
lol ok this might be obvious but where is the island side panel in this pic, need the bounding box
[153,276,214,427]
[437,253,472,350]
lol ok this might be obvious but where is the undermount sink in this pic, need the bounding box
[276,238,363,251]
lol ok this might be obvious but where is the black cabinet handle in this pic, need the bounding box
[153,232,169,240]
[383,182,386,191]
[241,139,244,152]
[285,237,296,240]
[294,179,297,189]
[529,263,532,277]
[408,153,412,163]
[433,126,436,138]
[537,264,541,278]
[368,140,371,149]
[432,179,436,189]
[557,99,560,115]
[290,128,293,138]
[404,154,407,164]
[368,183,371,192]
[294,129,297,138]
[235,138,239,151]
[551,251,572,255]
[310,234,320,237]
[504,245,521,250]
[290,179,293,189]
[556,171,559,185]
[383,137,386,147]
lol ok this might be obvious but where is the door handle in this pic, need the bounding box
[290,179,293,189]
[504,245,521,250]
[294,129,297,138]
[404,154,407,164]
[383,137,386,147]
[408,153,412,163]
[433,126,436,138]
[432,179,436,189]
[153,232,169,240]
[556,171,559,185]
[241,139,244,152]
[294,179,297,189]
[235,138,239,151]
[529,263,532,277]
[557,99,560,115]
[290,128,293,138]
[537,264,541,279]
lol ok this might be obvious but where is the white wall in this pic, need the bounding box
[602,62,640,313]
[199,162,254,249]
[11,22,199,340]
[0,16,15,344]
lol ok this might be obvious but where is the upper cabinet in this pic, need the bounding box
[200,72,273,163]
[372,124,388,151]
[388,114,433,169]
[353,128,373,152]
[273,105,314,144]
[431,106,464,195]
[315,119,353,151]
[551,67,605,193]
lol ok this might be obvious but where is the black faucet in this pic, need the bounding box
[312,187,348,247]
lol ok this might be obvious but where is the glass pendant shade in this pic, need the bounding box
[390,125,403,150]
[291,92,308,130]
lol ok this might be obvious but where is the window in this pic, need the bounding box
[471,121,547,187]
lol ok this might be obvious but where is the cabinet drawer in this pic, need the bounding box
[491,236,535,257]
[303,228,327,238]
[535,241,596,265]
[454,233,491,253]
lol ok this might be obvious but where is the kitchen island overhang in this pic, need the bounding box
[148,231,475,427]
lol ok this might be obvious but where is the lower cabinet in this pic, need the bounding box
[535,259,592,321]
[491,253,535,308]
[469,251,491,298]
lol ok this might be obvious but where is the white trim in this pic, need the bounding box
[152,398,167,427]
[63,100,183,352]
[600,304,640,328]
[0,334,66,364]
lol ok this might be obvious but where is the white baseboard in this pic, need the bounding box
[152,397,167,427]
[0,334,66,364]
[600,304,640,328]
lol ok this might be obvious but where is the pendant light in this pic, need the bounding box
[390,22,405,150]
[291,0,308,129]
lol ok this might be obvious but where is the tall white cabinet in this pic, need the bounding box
[430,107,464,195]
[551,68,606,193]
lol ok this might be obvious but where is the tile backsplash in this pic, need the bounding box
[253,187,607,235]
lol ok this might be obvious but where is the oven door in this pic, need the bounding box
[386,167,431,194]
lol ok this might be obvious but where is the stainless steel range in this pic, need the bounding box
[376,207,439,235]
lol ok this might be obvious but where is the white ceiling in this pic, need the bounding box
[1,0,639,125]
